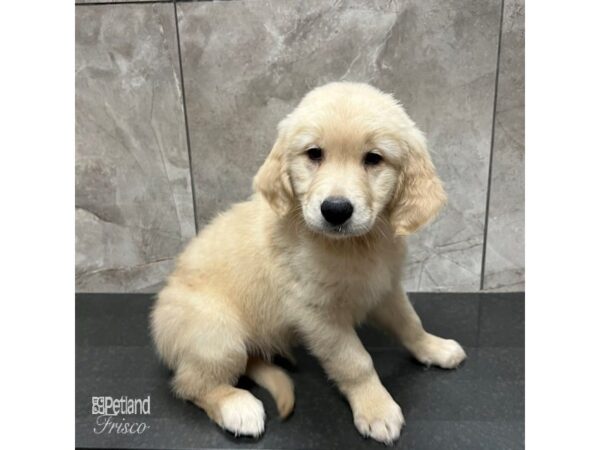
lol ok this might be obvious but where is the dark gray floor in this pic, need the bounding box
[76,293,524,450]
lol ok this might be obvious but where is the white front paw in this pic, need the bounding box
[412,334,467,369]
[352,390,405,445]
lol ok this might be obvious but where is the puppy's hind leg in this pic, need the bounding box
[171,344,266,438]
[191,385,265,437]
[152,288,265,437]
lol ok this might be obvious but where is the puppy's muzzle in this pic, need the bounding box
[320,196,354,226]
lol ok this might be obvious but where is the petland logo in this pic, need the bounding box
[91,395,151,435]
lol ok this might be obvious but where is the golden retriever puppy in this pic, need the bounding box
[151,82,466,445]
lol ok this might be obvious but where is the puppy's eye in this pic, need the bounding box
[364,152,383,166]
[306,147,323,162]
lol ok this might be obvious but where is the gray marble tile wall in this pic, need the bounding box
[483,0,525,291]
[75,4,195,292]
[75,0,525,293]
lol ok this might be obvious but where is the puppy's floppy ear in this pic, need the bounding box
[389,129,447,235]
[253,122,294,216]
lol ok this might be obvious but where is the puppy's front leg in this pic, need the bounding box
[299,315,404,445]
[370,287,467,369]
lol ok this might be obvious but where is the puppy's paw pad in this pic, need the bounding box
[354,402,404,445]
[219,390,265,437]
[414,336,467,369]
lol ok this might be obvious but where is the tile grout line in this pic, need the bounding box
[173,0,199,234]
[479,0,505,291]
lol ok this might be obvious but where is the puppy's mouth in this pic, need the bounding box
[305,219,373,239]
[322,223,354,238]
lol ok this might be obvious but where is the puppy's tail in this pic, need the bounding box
[246,357,295,419]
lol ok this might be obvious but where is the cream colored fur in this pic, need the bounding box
[151,82,466,445]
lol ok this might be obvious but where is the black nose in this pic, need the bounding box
[320,197,354,226]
